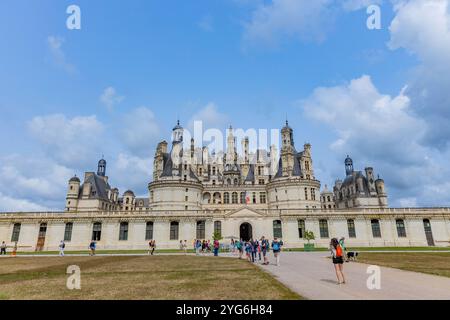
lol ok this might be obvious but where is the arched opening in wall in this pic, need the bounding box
[239,223,252,241]
[232,192,238,204]
[423,219,435,246]
[35,223,47,252]
[213,192,221,204]
[202,192,211,204]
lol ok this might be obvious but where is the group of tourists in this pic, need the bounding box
[231,237,284,266]
[193,239,220,256]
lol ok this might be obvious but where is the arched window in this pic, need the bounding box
[196,220,206,239]
[119,222,129,241]
[214,221,222,238]
[64,222,73,242]
[298,220,305,238]
[170,221,179,240]
[347,219,356,238]
[396,219,407,237]
[234,178,238,185]
[224,192,230,204]
[319,219,329,238]
[11,223,21,242]
[203,192,211,204]
[227,178,232,185]
[145,221,153,240]
[232,192,238,204]
[92,222,102,241]
[273,220,282,238]
[240,192,246,204]
[371,219,381,238]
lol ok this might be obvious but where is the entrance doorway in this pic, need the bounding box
[240,223,252,241]
[423,219,435,246]
[36,223,47,251]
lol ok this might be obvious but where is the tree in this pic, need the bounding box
[212,231,222,241]
[304,230,315,244]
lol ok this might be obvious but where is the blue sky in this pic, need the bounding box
[1,0,450,210]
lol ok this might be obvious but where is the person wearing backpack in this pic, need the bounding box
[59,240,65,257]
[271,237,283,266]
[213,239,220,256]
[330,238,346,284]
[261,236,269,265]
[236,239,243,259]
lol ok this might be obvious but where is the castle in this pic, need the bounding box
[0,121,449,251]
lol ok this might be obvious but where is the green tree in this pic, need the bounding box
[212,231,222,241]
[304,230,315,244]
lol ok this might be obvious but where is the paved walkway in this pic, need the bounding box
[259,252,450,300]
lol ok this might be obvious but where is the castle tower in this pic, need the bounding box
[280,121,295,176]
[65,175,80,211]
[365,167,377,195]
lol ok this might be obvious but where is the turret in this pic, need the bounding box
[97,158,106,177]
[375,177,388,207]
[66,175,80,211]
[345,155,353,176]
[365,167,377,195]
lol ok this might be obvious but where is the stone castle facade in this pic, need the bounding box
[0,121,449,251]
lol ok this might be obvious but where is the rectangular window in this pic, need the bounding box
[92,222,102,241]
[371,219,381,238]
[64,222,73,242]
[319,219,329,238]
[260,192,266,204]
[252,192,256,204]
[258,179,265,185]
[347,219,356,238]
[273,220,283,238]
[304,188,308,200]
[119,222,128,241]
[298,220,305,239]
[145,221,153,240]
[311,188,316,200]
[214,221,222,238]
[11,223,21,242]
[396,219,407,238]
[170,222,179,240]
[196,220,206,239]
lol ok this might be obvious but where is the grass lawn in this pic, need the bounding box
[0,255,301,300]
[356,252,450,278]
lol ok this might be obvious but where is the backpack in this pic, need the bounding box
[272,241,280,251]
[62,243,65,249]
[336,245,343,258]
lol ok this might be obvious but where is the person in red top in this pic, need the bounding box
[213,239,220,256]
[330,238,346,284]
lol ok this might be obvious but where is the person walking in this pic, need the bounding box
[251,239,257,263]
[330,238,346,284]
[195,239,201,255]
[183,240,188,254]
[59,240,65,256]
[213,239,220,256]
[150,240,156,255]
[261,236,269,265]
[179,240,184,253]
[256,239,262,261]
[245,241,252,262]
[236,239,243,259]
[271,237,283,266]
[89,241,96,256]
[0,241,6,255]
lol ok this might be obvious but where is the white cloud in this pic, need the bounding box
[0,192,51,212]
[301,75,450,207]
[28,114,105,167]
[387,0,450,148]
[188,102,230,132]
[47,36,76,74]
[100,87,125,110]
[110,153,152,196]
[243,0,336,46]
[119,107,161,157]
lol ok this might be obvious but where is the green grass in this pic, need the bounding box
[356,252,450,278]
[0,255,302,300]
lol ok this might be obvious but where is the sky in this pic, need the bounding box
[0,0,450,210]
